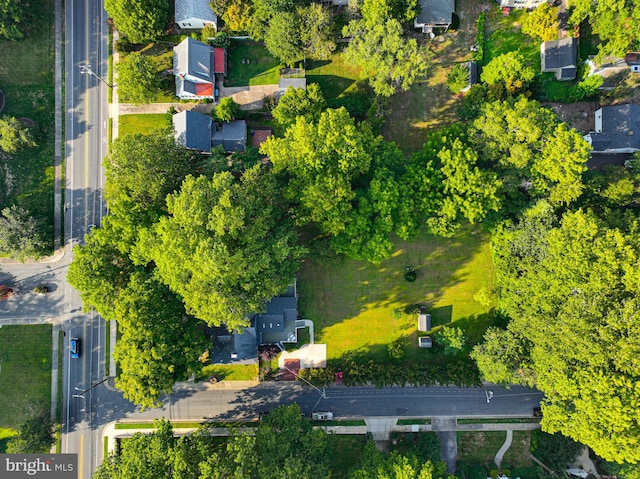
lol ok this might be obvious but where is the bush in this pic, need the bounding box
[210,31,231,48]
[447,64,470,94]
[388,340,405,360]
[474,13,486,63]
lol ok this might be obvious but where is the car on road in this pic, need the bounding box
[311,411,333,421]
[70,337,80,359]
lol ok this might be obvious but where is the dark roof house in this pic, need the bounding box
[175,0,217,30]
[541,37,578,81]
[414,0,455,33]
[173,110,246,153]
[583,104,640,153]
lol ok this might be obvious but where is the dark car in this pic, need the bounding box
[70,337,80,359]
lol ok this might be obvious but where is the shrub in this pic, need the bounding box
[447,64,470,94]
[210,31,231,48]
[388,340,405,360]
[474,13,486,63]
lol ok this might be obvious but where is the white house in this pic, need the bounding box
[175,0,217,30]
[500,0,545,8]
[173,37,226,100]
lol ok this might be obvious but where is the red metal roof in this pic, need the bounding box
[214,47,226,74]
[195,82,213,96]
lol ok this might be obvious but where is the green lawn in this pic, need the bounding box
[298,228,496,364]
[305,54,364,100]
[197,364,258,382]
[0,325,52,429]
[457,431,532,467]
[0,0,55,244]
[225,40,280,87]
[484,9,538,68]
[118,114,172,137]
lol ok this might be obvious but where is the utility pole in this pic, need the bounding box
[80,64,113,88]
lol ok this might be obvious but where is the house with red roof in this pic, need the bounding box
[173,37,226,100]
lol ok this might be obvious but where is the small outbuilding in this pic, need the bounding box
[419,337,433,348]
[417,306,432,332]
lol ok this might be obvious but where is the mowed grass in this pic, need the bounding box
[0,0,55,242]
[298,228,496,363]
[226,40,280,87]
[118,114,172,137]
[306,53,364,100]
[0,325,52,429]
[457,431,532,467]
[198,364,258,382]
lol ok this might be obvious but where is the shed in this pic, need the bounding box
[419,337,433,348]
[417,306,432,332]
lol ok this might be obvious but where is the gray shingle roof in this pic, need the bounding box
[212,120,247,152]
[541,37,577,72]
[175,0,217,25]
[589,104,640,152]
[173,110,212,152]
[414,0,455,27]
[173,37,214,83]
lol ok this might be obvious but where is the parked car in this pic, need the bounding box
[311,412,333,421]
[70,337,80,359]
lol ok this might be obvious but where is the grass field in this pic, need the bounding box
[457,431,532,467]
[0,0,55,245]
[0,325,52,429]
[226,40,280,87]
[306,54,364,100]
[297,228,495,363]
[198,363,258,382]
[118,114,172,137]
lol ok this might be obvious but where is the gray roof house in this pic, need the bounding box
[175,0,217,30]
[414,0,455,33]
[173,110,246,153]
[541,37,578,81]
[583,104,640,153]
[173,37,220,99]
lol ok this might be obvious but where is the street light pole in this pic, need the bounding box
[485,390,494,403]
[79,64,113,88]
[280,365,326,399]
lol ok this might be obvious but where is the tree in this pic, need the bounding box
[104,0,169,43]
[570,0,640,60]
[361,0,419,25]
[472,97,589,207]
[475,206,640,463]
[136,168,305,331]
[116,53,160,104]
[6,413,54,453]
[213,97,240,122]
[272,82,327,130]
[0,205,47,260]
[0,0,28,40]
[264,11,302,66]
[0,115,36,153]
[352,441,450,479]
[522,3,558,41]
[435,326,467,355]
[261,108,375,236]
[299,3,336,61]
[222,0,252,33]
[531,430,584,471]
[446,64,470,94]
[480,52,535,95]
[113,272,209,409]
[343,18,431,97]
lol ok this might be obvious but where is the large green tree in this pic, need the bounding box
[0,0,28,40]
[472,97,589,207]
[136,167,305,331]
[116,53,160,104]
[272,82,327,131]
[0,205,48,260]
[480,52,536,95]
[570,0,640,60]
[6,413,54,454]
[264,11,302,66]
[104,0,169,43]
[0,116,37,153]
[522,3,558,41]
[298,3,336,61]
[353,441,450,479]
[343,18,431,97]
[113,272,208,409]
[475,204,640,462]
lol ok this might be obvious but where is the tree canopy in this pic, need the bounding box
[104,0,169,43]
[0,116,37,153]
[480,52,536,95]
[343,18,431,97]
[272,82,327,131]
[136,168,305,331]
[213,97,241,123]
[474,203,640,462]
[0,0,28,40]
[298,3,336,60]
[264,11,302,66]
[6,413,54,454]
[116,53,160,104]
[522,3,558,41]
[0,205,48,260]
